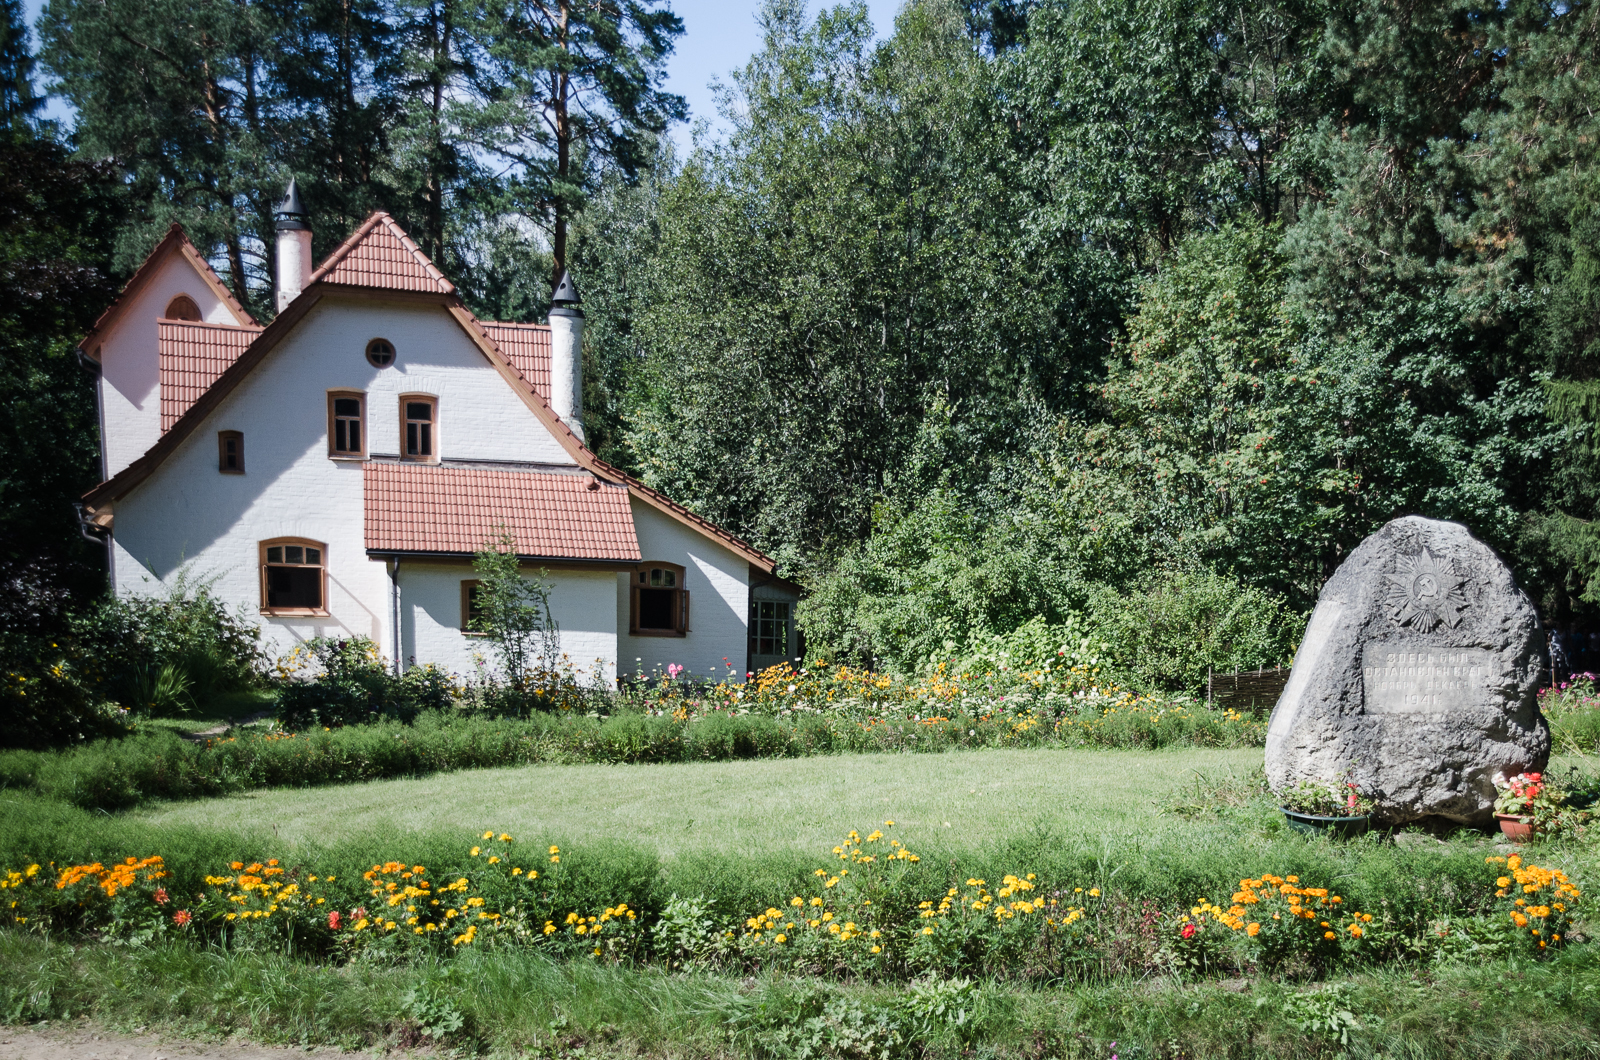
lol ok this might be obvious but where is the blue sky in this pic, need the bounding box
[20,0,905,150]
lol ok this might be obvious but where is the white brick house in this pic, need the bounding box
[78,187,801,684]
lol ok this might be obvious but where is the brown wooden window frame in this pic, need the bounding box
[629,562,689,637]
[327,390,366,459]
[217,430,244,474]
[460,579,488,635]
[366,337,396,368]
[259,537,329,616]
[165,294,201,321]
[400,393,438,463]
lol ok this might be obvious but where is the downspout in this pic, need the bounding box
[389,556,403,676]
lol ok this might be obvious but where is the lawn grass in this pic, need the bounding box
[136,690,277,736]
[4,932,1599,1059]
[130,745,1264,856]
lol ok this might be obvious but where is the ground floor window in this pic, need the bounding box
[461,579,485,633]
[261,539,326,614]
[630,563,688,636]
[750,600,791,658]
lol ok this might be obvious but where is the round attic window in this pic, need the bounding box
[366,338,396,368]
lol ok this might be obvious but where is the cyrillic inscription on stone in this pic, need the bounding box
[1361,642,1495,714]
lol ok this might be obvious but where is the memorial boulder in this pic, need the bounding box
[1265,516,1548,826]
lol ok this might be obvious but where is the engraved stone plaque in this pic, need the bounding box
[1361,643,1496,714]
[1265,515,1549,825]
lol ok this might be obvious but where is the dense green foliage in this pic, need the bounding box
[10,0,1600,701]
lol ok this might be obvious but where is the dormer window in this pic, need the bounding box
[165,295,201,321]
[366,338,395,368]
[328,391,365,458]
[630,563,689,636]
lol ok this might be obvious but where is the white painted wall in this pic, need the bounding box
[617,500,750,683]
[107,292,754,682]
[400,561,619,685]
[109,297,578,664]
[97,251,248,478]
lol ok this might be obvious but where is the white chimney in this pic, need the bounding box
[548,270,585,441]
[274,178,312,312]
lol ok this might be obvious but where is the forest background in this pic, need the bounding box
[6,0,1600,682]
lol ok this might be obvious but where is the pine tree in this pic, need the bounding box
[472,0,686,281]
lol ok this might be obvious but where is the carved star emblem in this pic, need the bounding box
[1383,547,1469,632]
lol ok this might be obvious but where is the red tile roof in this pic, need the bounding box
[309,212,455,294]
[363,462,640,561]
[481,322,551,400]
[158,319,263,431]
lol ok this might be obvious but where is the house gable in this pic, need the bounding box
[86,226,257,478]
[83,211,777,578]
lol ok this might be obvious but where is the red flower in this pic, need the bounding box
[328,911,343,930]
[1181,923,1196,940]
[172,909,192,926]
[154,887,169,905]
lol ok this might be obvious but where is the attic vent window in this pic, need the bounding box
[366,338,395,368]
[166,295,201,321]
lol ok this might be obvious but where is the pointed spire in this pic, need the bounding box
[551,269,582,306]
[275,178,310,232]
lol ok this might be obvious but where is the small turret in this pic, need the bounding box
[274,179,312,312]
[548,270,585,441]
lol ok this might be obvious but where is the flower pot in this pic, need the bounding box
[1280,808,1371,839]
[1495,813,1534,842]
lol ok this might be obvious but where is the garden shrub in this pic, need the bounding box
[1085,568,1302,694]
[275,638,459,729]
[0,632,128,750]
[69,575,265,711]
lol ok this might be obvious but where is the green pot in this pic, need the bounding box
[1281,807,1371,839]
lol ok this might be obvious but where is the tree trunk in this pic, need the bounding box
[552,0,570,284]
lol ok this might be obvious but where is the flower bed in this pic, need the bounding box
[3,827,1587,983]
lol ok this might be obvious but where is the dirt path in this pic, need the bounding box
[0,1023,415,1060]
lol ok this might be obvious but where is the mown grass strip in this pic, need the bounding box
[3,933,1598,1059]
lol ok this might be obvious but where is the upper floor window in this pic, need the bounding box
[165,295,201,321]
[328,391,365,457]
[366,338,395,368]
[218,430,244,473]
[261,539,326,614]
[402,395,437,462]
[630,563,689,637]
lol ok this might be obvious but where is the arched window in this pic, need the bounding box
[629,562,689,636]
[260,539,327,614]
[165,295,201,321]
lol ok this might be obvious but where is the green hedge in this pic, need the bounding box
[0,705,1263,812]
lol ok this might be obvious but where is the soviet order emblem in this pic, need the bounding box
[1383,547,1469,631]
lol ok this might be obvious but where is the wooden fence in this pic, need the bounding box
[1206,666,1291,716]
